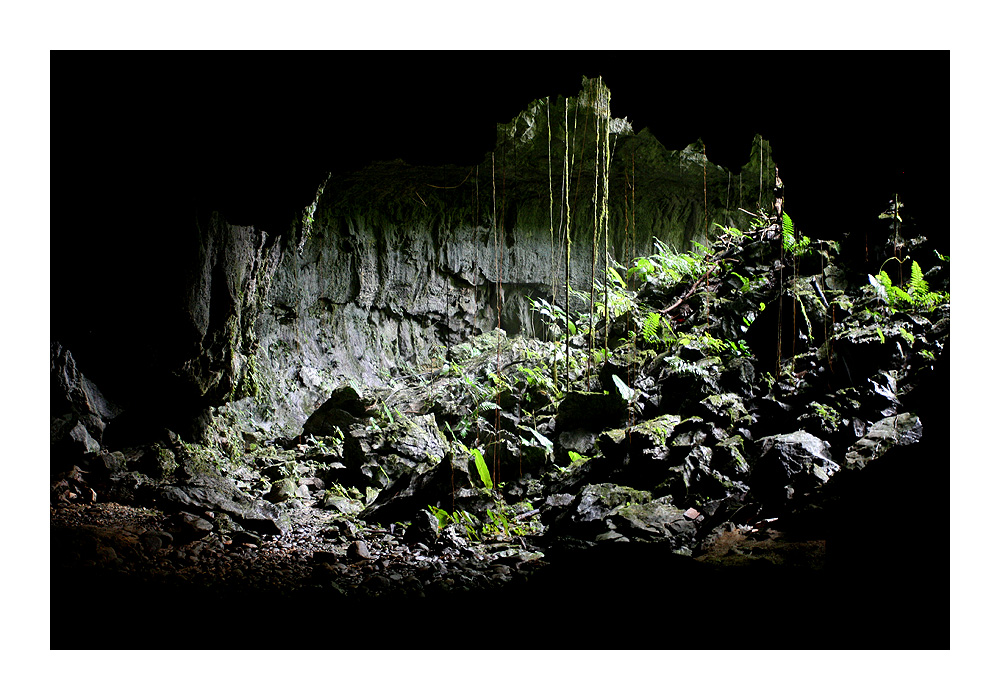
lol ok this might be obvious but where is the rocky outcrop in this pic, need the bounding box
[51,343,122,461]
[54,78,776,447]
[57,79,779,449]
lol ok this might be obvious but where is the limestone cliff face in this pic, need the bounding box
[81,79,778,441]
[237,81,777,436]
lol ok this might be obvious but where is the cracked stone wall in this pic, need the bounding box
[75,79,776,442]
[238,82,777,437]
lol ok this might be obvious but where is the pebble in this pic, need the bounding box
[140,532,164,554]
[348,540,373,560]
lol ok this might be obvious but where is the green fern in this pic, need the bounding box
[642,312,661,345]
[782,212,795,249]
[781,211,811,256]
[876,270,912,306]
[908,261,928,297]
[906,260,945,309]
[869,260,947,311]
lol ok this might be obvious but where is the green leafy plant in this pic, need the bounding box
[627,238,707,286]
[674,329,729,357]
[484,507,511,538]
[611,374,636,403]
[782,211,794,246]
[742,301,766,331]
[782,212,811,256]
[906,261,947,309]
[869,259,948,311]
[627,256,656,284]
[724,338,752,357]
[471,447,493,490]
[482,501,538,539]
[427,504,452,530]
[528,283,605,339]
[642,311,662,346]
[520,426,554,463]
[427,505,482,541]
[593,260,634,326]
[732,271,752,293]
[516,362,562,406]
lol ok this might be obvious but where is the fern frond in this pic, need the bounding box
[782,212,795,250]
[875,270,911,306]
[642,312,661,345]
[907,261,929,300]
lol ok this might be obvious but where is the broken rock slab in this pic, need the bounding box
[156,467,291,535]
[844,412,923,470]
[750,430,841,512]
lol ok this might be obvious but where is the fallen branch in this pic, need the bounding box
[661,260,719,315]
[514,508,540,521]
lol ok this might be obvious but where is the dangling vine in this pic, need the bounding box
[563,97,573,394]
[628,150,636,440]
[775,167,785,377]
[474,164,481,445]
[547,96,555,353]
[554,99,567,389]
[703,145,711,326]
[583,77,612,382]
[492,151,500,484]
[589,80,600,384]
[601,81,612,358]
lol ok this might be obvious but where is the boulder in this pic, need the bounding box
[651,354,724,415]
[359,452,478,526]
[594,415,743,504]
[720,356,757,397]
[320,492,364,515]
[697,393,752,431]
[844,412,923,470]
[167,511,214,542]
[750,430,841,511]
[265,477,299,503]
[609,498,697,550]
[376,412,449,476]
[546,483,696,551]
[546,483,652,537]
[67,420,101,455]
[156,466,290,535]
[557,429,598,461]
[597,414,684,464]
[865,370,903,417]
[51,342,121,440]
[51,343,125,464]
[301,385,370,437]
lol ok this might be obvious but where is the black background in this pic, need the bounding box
[54,50,948,260]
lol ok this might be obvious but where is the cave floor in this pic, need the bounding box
[50,495,946,650]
